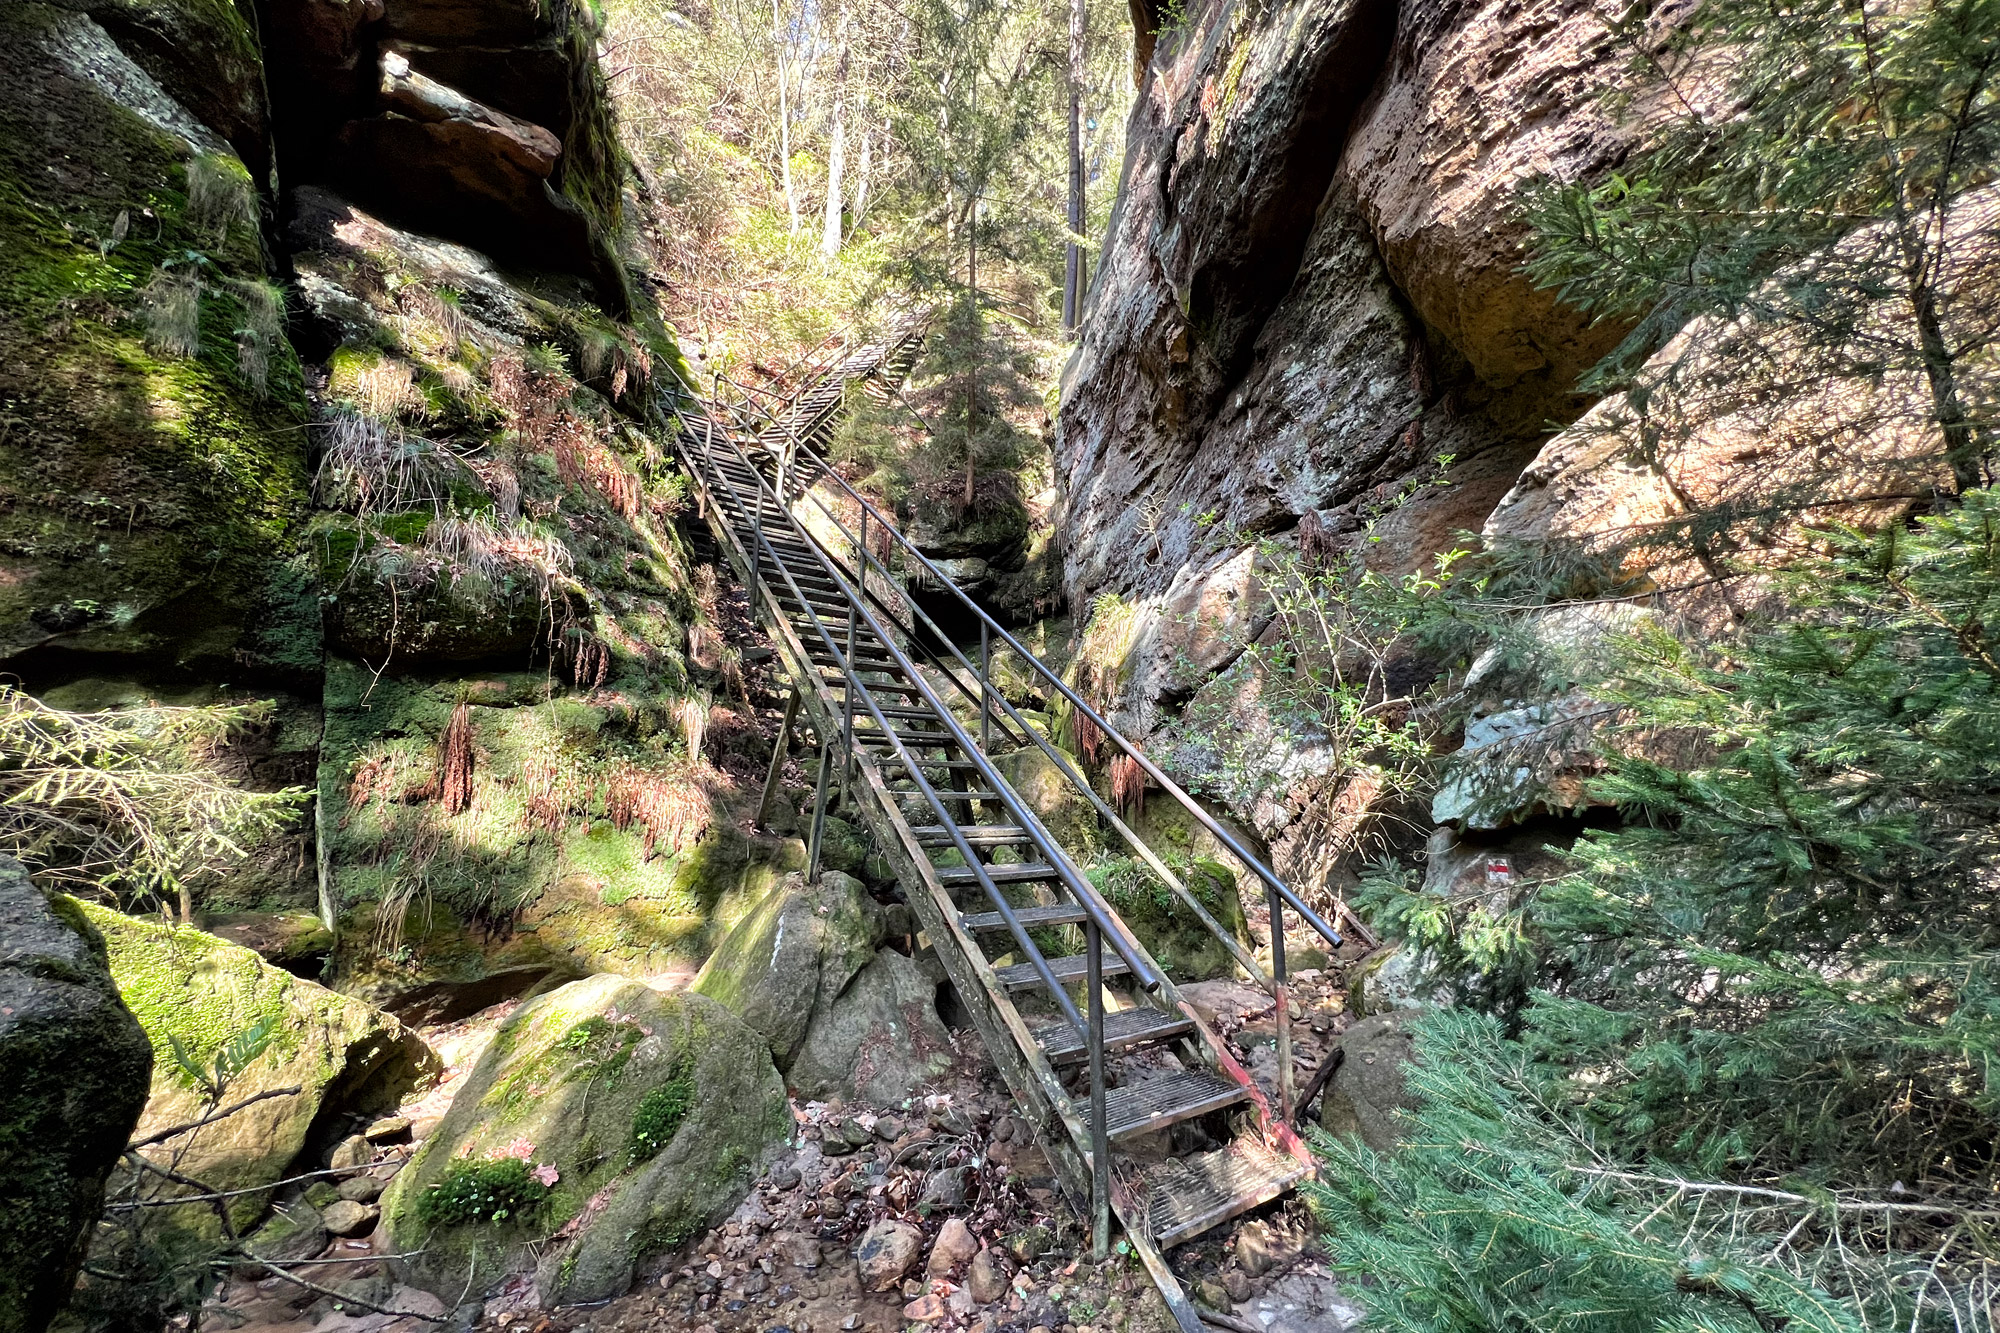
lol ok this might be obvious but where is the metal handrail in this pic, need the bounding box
[709,370,1345,956]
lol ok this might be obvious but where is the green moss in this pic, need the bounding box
[416,1157,550,1228]
[628,1064,694,1160]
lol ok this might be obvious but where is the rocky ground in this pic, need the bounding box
[201,923,1372,1333]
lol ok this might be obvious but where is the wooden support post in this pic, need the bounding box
[756,689,799,829]
[806,734,833,884]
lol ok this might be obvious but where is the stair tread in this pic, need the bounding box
[938,862,1060,886]
[994,952,1130,989]
[1088,1070,1249,1143]
[960,903,1089,931]
[1033,1006,1193,1063]
[914,824,1029,846]
[1123,1135,1311,1247]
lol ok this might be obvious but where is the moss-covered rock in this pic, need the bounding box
[1088,854,1253,983]
[691,870,882,1071]
[0,857,152,1333]
[788,948,955,1108]
[80,902,439,1229]
[381,975,789,1306]
[0,3,315,681]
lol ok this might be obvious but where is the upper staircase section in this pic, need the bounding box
[661,323,1344,1333]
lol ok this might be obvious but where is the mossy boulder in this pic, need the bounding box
[788,948,955,1107]
[0,858,152,1333]
[0,3,315,681]
[381,975,789,1306]
[692,870,883,1071]
[80,902,439,1229]
[992,744,1102,856]
[1319,1012,1421,1154]
[1089,855,1253,982]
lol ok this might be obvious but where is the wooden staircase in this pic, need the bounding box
[664,333,1341,1332]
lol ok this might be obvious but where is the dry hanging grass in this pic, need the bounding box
[1071,708,1103,767]
[436,702,475,814]
[1110,753,1146,816]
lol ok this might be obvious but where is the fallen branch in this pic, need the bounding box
[106,1164,383,1210]
[1196,1305,1260,1333]
[247,1260,446,1322]
[127,1087,303,1149]
[1572,1167,2000,1217]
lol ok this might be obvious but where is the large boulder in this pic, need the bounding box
[691,871,882,1071]
[0,860,152,1333]
[380,975,790,1306]
[1318,1012,1421,1154]
[695,872,954,1106]
[788,949,955,1107]
[80,903,438,1229]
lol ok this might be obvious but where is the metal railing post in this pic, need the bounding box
[806,732,833,884]
[980,621,992,754]
[1268,883,1295,1122]
[1087,919,1111,1260]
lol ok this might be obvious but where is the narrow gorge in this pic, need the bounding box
[3,0,1995,1328]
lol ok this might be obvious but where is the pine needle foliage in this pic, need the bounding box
[1333,495,2000,1327]
[0,687,310,920]
[1525,0,2000,492]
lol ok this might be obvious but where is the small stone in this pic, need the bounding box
[841,1318,861,1331]
[768,1164,802,1190]
[1029,1325,1052,1333]
[1235,1220,1280,1277]
[1004,1225,1051,1264]
[706,1261,725,1279]
[946,1286,975,1316]
[967,1250,1007,1305]
[1222,1269,1252,1303]
[776,1232,822,1270]
[854,1219,923,1290]
[927,1217,978,1277]
[328,1135,372,1171]
[902,1295,946,1322]
[874,1114,905,1140]
[362,1116,412,1143]
[447,1301,484,1333]
[319,1200,379,1237]
[819,1131,859,1158]
[919,1165,971,1213]
[1048,1283,1065,1302]
[1194,1279,1230,1309]
[337,1175,383,1203]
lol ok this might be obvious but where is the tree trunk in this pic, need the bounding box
[852,93,873,225]
[821,0,850,257]
[773,0,799,234]
[1063,0,1086,335]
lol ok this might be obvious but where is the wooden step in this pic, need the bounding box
[960,903,1090,932]
[1032,1007,1194,1064]
[938,862,1060,887]
[1087,1071,1249,1144]
[913,824,1029,847]
[993,952,1130,990]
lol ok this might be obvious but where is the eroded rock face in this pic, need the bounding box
[0,1,316,683]
[1058,0,1632,764]
[82,902,438,1230]
[0,859,152,1333]
[380,975,790,1307]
